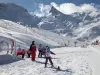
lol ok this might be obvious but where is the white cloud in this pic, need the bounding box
[51,2,81,14]
[51,2,99,16]
[32,3,52,17]
[81,4,95,11]
[32,2,100,17]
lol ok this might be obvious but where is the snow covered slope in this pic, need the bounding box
[0,19,59,49]
[0,19,83,50]
[73,20,100,40]
[0,46,100,75]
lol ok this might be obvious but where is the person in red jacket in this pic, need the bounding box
[30,41,36,61]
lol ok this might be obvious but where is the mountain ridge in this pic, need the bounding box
[0,3,100,41]
[0,3,41,27]
[37,3,100,41]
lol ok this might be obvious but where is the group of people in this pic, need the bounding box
[17,46,26,59]
[38,44,51,58]
[91,40,99,45]
[37,44,54,67]
[17,41,54,68]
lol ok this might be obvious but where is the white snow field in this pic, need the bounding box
[0,46,100,75]
[0,19,84,50]
[0,19,100,75]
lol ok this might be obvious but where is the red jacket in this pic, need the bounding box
[30,45,36,61]
[30,46,36,53]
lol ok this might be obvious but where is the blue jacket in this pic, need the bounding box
[46,46,50,51]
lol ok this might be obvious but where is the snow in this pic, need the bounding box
[0,19,85,50]
[73,20,100,39]
[0,19,69,49]
[85,46,100,75]
[0,19,100,75]
[0,46,100,75]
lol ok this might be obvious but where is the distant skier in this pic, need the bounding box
[38,44,43,58]
[30,41,36,61]
[45,46,54,68]
[96,40,99,45]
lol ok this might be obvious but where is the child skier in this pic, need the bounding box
[45,46,54,68]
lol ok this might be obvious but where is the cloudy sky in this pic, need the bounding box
[0,0,99,12]
[0,0,99,17]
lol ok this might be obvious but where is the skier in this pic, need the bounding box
[96,40,99,45]
[30,41,36,61]
[38,44,43,58]
[45,46,54,68]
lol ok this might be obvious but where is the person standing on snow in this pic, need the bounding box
[30,41,36,61]
[38,44,43,58]
[45,46,54,68]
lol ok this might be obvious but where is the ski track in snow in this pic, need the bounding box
[0,47,93,75]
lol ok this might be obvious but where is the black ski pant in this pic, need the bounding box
[45,57,53,67]
[27,53,30,58]
[22,54,25,59]
[38,50,42,58]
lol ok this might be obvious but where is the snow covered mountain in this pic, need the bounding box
[0,3,40,27]
[0,19,83,50]
[0,3,100,41]
[36,3,100,41]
